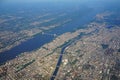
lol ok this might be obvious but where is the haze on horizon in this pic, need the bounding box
[1,0,119,3]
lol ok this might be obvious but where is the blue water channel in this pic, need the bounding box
[50,42,71,80]
[0,9,98,65]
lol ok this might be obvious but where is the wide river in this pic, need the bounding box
[0,8,101,65]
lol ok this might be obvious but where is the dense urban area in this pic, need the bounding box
[0,11,120,80]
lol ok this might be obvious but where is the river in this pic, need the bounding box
[0,8,100,65]
[50,40,72,80]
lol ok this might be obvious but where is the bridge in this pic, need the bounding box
[41,32,57,37]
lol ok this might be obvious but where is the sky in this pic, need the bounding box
[0,0,110,3]
[1,0,119,3]
[0,0,120,5]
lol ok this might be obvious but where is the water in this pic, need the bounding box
[0,4,103,65]
[0,34,54,65]
[50,45,67,80]
[50,32,86,80]
[0,11,98,65]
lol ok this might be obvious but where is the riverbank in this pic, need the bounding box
[0,18,101,79]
